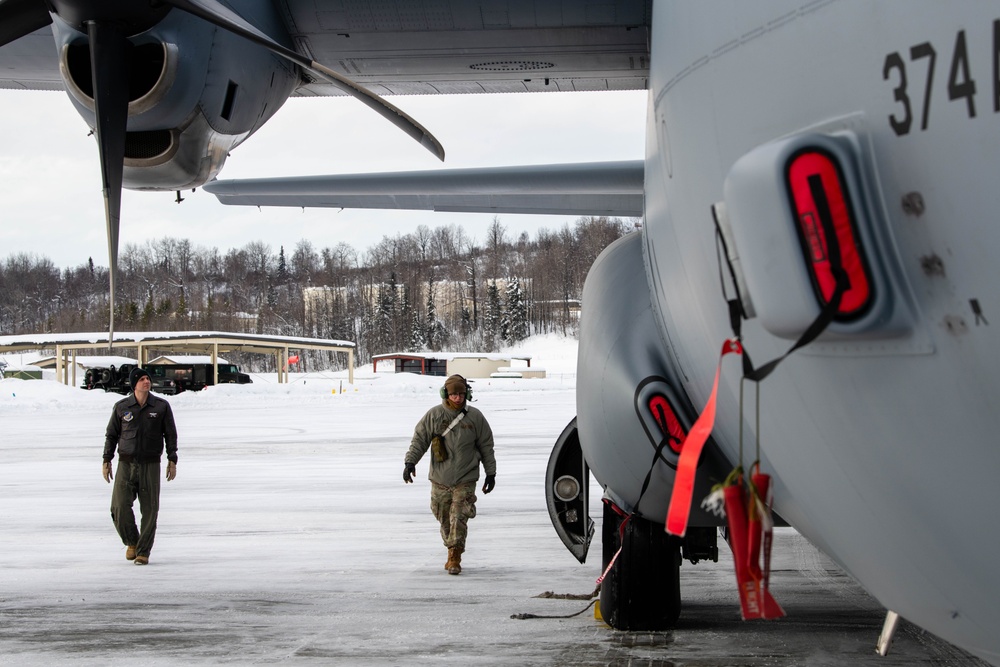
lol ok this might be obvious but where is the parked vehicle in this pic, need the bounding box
[82,363,251,394]
[147,363,252,394]
[147,365,180,395]
[82,363,136,394]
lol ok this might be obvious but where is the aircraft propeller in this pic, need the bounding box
[0,0,445,343]
[87,19,130,346]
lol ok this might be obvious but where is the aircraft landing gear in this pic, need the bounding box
[599,500,682,630]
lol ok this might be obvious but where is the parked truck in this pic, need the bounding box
[82,362,251,394]
[149,363,252,394]
[82,363,137,394]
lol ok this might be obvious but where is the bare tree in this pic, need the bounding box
[430,225,458,263]
[291,240,320,284]
[486,216,507,278]
[414,224,432,263]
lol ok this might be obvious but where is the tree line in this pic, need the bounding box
[0,216,637,371]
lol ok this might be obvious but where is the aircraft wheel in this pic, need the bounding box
[599,501,682,630]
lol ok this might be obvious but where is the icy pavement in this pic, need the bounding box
[0,359,987,666]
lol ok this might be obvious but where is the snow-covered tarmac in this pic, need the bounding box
[0,339,986,665]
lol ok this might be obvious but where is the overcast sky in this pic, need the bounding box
[0,88,646,269]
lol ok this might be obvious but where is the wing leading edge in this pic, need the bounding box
[202,161,644,217]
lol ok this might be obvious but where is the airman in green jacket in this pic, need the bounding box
[404,374,496,574]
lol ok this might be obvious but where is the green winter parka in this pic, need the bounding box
[406,400,496,487]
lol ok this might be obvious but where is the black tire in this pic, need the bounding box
[100,369,111,384]
[85,369,95,387]
[600,501,682,630]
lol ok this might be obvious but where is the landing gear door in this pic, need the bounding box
[545,418,594,564]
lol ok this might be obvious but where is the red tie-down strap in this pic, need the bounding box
[665,339,743,537]
[664,339,784,619]
[721,467,784,620]
[748,464,784,619]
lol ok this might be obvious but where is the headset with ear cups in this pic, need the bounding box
[440,375,473,401]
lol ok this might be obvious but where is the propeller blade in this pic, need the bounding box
[162,0,445,161]
[0,0,52,48]
[87,20,131,343]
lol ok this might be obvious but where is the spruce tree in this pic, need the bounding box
[277,246,289,284]
[504,276,528,343]
[425,278,438,351]
[485,280,503,351]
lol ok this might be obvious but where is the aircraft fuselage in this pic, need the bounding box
[586,2,1000,663]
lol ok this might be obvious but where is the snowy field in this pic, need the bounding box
[0,336,597,666]
[0,335,985,666]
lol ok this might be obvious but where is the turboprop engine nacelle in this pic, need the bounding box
[51,5,298,191]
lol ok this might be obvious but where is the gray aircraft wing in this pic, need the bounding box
[202,161,644,217]
[0,2,650,95]
[281,2,650,97]
[0,27,61,90]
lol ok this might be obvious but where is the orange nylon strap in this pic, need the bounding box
[665,339,743,537]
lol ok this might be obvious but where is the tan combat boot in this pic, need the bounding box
[446,547,463,575]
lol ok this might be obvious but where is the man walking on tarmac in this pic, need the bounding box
[404,374,496,575]
[102,366,178,565]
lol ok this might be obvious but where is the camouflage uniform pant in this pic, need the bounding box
[430,480,478,549]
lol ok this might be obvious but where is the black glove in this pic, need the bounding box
[482,474,496,494]
[403,463,416,484]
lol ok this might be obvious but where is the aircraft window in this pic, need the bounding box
[786,149,872,320]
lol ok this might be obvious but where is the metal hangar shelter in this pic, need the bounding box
[0,331,355,387]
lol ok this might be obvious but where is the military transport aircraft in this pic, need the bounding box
[2,2,998,665]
